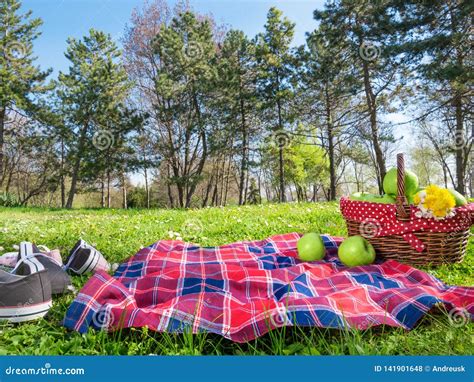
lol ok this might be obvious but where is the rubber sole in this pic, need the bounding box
[0,300,52,323]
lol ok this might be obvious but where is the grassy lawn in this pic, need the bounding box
[0,202,472,355]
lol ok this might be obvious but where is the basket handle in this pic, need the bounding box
[396,153,410,220]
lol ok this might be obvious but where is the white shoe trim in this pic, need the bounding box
[0,300,52,323]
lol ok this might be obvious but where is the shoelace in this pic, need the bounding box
[12,252,64,274]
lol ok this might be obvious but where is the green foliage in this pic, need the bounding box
[0,192,20,207]
[127,186,148,208]
[285,141,329,189]
[149,11,219,207]
[0,204,471,355]
[0,0,51,108]
[0,0,52,187]
[256,6,296,128]
[56,29,132,207]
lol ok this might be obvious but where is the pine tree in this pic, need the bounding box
[56,29,130,208]
[395,0,473,194]
[217,30,259,205]
[256,7,296,202]
[0,0,51,187]
[314,0,404,193]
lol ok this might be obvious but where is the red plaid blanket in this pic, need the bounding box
[63,233,473,342]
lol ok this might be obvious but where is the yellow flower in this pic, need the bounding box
[413,193,421,205]
[422,184,455,218]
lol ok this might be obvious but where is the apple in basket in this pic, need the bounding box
[448,189,468,206]
[362,194,396,204]
[338,236,376,267]
[350,192,395,204]
[297,233,326,261]
[383,168,419,198]
[349,192,372,201]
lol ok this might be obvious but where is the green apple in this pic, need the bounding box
[448,189,468,206]
[338,236,376,267]
[297,233,326,262]
[349,192,372,201]
[383,168,419,198]
[363,194,396,204]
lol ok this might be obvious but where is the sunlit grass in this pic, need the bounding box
[0,203,472,355]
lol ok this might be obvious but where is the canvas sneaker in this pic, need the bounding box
[64,239,110,275]
[13,242,72,295]
[0,269,52,323]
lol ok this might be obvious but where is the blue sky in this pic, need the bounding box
[23,0,325,76]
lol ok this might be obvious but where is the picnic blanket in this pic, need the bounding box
[63,233,474,342]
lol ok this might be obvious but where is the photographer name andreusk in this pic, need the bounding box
[431,365,466,373]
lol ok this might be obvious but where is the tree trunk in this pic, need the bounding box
[107,169,111,208]
[0,107,6,187]
[101,178,105,208]
[442,165,448,189]
[223,153,232,206]
[184,90,208,208]
[121,173,127,209]
[450,0,467,195]
[325,85,336,200]
[66,122,88,208]
[218,155,226,206]
[361,60,386,193]
[238,90,248,205]
[454,93,465,194]
[276,97,285,202]
[202,172,214,208]
[311,184,316,202]
[60,138,66,208]
[144,166,150,209]
[166,163,174,208]
[211,162,220,207]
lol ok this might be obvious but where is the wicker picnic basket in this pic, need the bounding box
[340,153,473,266]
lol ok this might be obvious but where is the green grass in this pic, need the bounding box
[0,202,472,355]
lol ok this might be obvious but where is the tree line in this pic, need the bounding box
[0,0,472,208]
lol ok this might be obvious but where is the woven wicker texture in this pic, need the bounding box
[341,153,472,266]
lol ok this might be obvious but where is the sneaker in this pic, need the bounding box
[13,242,72,295]
[65,240,110,275]
[0,269,52,323]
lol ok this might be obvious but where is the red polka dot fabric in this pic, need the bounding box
[340,197,474,252]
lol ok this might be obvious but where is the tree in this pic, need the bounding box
[0,0,51,187]
[256,7,296,202]
[314,0,406,193]
[285,138,329,202]
[298,20,358,200]
[56,29,130,208]
[1,114,60,205]
[135,11,218,208]
[217,30,259,205]
[396,0,473,194]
